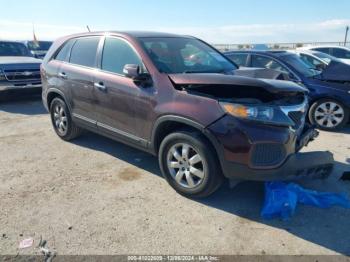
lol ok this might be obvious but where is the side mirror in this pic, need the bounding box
[123,64,140,79]
[315,64,326,71]
[123,64,152,86]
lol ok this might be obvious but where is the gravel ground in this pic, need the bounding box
[0,98,349,256]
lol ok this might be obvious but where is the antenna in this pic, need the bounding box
[86,25,91,32]
[345,26,349,47]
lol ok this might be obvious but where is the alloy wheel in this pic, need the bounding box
[166,143,206,189]
[53,104,68,134]
[314,101,345,128]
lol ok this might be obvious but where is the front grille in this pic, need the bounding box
[4,69,41,82]
[288,111,304,127]
[251,143,286,167]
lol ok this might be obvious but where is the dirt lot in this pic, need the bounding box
[0,98,350,256]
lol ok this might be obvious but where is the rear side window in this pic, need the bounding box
[55,39,75,62]
[69,37,100,67]
[226,53,248,66]
[332,48,350,59]
[313,47,331,54]
[101,37,142,75]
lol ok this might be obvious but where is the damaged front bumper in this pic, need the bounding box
[206,116,334,181]
[221,150,334,181]
[296,125,319,152]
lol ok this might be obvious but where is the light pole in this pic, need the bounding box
[345,26,349,46]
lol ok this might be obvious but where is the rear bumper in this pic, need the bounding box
[206,115,334,181]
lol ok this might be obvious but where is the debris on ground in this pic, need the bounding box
[38,236,56,262]
[18,238,34,249]
[261,181,350,220]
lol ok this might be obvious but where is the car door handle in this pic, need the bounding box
[94,82,106,91]
[58,72,67,79]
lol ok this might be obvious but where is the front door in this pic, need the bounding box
[93,36,152,145]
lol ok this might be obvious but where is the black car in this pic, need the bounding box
[225,50,350,130]
[0,41,42,98]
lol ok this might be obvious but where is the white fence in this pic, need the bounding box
[213,42,350,52]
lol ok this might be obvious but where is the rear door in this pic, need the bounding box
[59,36,101,128]
[93,36,152,144]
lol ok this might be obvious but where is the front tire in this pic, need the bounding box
[158,130,223,198]
[50,97,82,141]
[309,99,349,131]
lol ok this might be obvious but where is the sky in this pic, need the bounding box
[0,0,349,44]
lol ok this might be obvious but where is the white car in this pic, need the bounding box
[297,45,350,65]
[288,50,328,70]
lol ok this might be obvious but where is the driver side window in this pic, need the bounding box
[300,54,322,69]
[251,55,289,74]
[101,37,143,75]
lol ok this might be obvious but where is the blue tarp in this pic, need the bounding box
[261,182,350,220]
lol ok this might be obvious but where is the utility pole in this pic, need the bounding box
[345,26,349,46]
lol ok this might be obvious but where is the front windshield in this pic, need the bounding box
[27,41,52,51]
[280,53,321,78]
[139,37,237,74]
[0,42,31,57]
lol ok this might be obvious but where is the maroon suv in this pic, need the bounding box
[41,32,333,197]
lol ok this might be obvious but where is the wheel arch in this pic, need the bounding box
[150,115,223,160]
[309,95,349,109]
[46,88,70,111]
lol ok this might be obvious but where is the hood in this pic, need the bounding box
[0,56,42,65]
[168,73,308,94]
[318,60,350,82]
[0,56,42,71]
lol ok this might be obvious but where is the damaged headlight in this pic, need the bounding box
[219,102,294,126]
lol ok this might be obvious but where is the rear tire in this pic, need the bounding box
[50,97,82,141]
[158,130,223,198]
[309,99,349,131]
